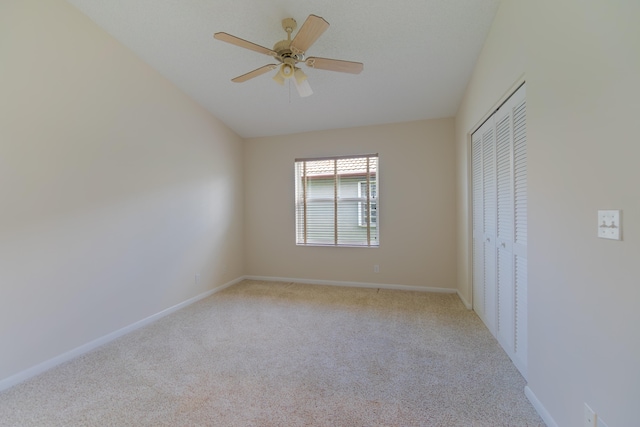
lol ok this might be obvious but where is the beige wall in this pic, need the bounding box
[0,0,244,382]
[245,119,457,291]
[5,1,638,424]
[456,1,640,426]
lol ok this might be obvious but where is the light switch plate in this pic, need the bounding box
[584,403,597,427]
[598,210,621,240]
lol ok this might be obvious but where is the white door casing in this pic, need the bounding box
[471,84,527,378]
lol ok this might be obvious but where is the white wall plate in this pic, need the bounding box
[597,210,621,240]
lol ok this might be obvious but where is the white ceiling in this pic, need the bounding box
[65,0,500,138]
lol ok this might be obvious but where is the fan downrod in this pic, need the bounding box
[273,17,302,61]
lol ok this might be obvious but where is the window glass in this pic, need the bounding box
[295,154,378,247]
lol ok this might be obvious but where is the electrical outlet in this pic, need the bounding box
[195,274,200,285]
[373,264,379,273]
[584,403,597,427]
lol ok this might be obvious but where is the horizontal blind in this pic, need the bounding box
[295,154,378,247]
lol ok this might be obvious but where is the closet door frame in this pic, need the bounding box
[467,77,526,306]
[467,76,528,379]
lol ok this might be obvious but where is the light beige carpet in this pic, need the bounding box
[0,280,544,426]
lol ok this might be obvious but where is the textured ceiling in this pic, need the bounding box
[65,0,500,138]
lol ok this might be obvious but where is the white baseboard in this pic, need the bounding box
[525,385,557,427]
[456,291,472,309]
[244,275,457,294]
[0,276,244,393]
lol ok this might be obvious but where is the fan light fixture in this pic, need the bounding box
[294,68,307,84]
[282,63,293,76]
[293,77,313,97]
[214,15,363,97]
[293,67,312,97]
[280,63,293,78]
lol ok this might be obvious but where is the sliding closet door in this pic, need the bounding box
[471,84,527,378]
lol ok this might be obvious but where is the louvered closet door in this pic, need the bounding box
[481,120,497,334]
[471,129,485,323]
[511,86,528,376]
[482,123,497,335]
[471,84,527,378]
[472,116,497,334]
[496,84,527,378]
[494,96,516,362]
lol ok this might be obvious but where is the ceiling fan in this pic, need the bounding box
[213,15,363,97]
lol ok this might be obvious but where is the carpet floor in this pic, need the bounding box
[0,280,544,426]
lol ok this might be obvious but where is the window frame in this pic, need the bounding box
[294,154,379,248]
[357,181,377,228]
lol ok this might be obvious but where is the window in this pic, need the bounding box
[358,181,377,227]
[295,154,379,247]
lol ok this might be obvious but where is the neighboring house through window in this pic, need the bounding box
[358,181,377,227]
[294,154,379,247]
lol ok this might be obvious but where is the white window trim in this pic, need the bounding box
[295,154,379,248]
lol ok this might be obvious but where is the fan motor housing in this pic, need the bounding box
[273,39,291,54]
[273,41,304,63]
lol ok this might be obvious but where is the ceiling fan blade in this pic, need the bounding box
[305,57,364,74]
[214,32,277,57]
[290,15,329,54]
[232,64,278,83]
